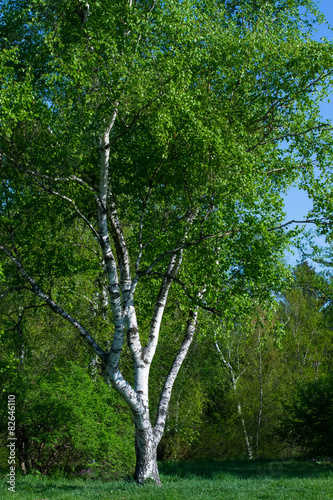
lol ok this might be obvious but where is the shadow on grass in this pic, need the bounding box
[159,458,333,481]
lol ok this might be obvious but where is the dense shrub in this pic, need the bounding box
[0,363,135,477]
[277,376,333,455]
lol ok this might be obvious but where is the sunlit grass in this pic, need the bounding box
[1,459,333,499]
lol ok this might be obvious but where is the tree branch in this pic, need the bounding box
[142,230,232,276]
[144,252,183,365]
[98,111,130,369]
[32,177,101,241]
[247,123,332,152]
[268,218,332,231]
[0,244,106,359]
[154,301,201,442]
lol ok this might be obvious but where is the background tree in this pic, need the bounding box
[278,262,333,383]
[200,307,286,460]
[171,263,333,461]
[278,375,333,456]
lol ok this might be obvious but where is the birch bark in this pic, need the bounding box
[1,0,333,487]
[93,114,200,483]
[1,107,202,483]
[255,325,263,458]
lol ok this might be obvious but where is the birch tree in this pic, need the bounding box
[215,332,253,459]
[1,0,333,484]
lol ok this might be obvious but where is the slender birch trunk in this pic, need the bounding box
[255,325,263,458]
[215,340,253,459]
[237,401,253,460]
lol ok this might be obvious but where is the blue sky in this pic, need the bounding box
[283,0,333,267]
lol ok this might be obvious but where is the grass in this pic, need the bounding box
[1,459,333,499]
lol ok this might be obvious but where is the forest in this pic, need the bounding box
[0,0,333,494]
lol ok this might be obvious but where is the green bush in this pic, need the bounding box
[278,376,333,455]
[0,363,135,477]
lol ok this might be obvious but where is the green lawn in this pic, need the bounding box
[1,459,333,499]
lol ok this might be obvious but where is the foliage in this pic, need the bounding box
[1,0,332,315]
[278,376,333,455]
[1,0,333,483]
[0,363,135,477]
[278,262,333,382]
[167,264,333,461]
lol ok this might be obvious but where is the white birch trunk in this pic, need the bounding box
[1,110,203,485]
[215,340,253,459]
[237,401,253,460]
[255,325,263,458]
[154,307,200,442]
[134,414,160,485]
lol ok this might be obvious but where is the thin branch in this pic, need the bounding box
[28,171,97,194]
[142,230,232,275]
[247,123,332,152]
[215,339,246,385]
[7,158,99,198]
[30,176,100,241]
[154,291,203,442]
[0,286,31,300]
[247,69,333,131]
[108,93,164,149]
[268,218,331,231]
[148,271,219,314]
[0,244,106,359]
